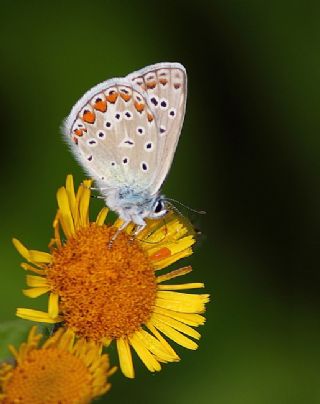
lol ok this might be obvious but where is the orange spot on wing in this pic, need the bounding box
[134,101,145,113]
[106,92,118,103]
[82,110,96,124]
[147,113,154,122]
[146,81,156,89]
[150,247,171,261]
[159,78,168,86]
[72,137,78,144]
[120,93,131,102]
[94,100,107,112]
[74,128,87,137]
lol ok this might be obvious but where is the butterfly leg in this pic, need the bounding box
[91,195,105,199]
[132,223,146,236]
[109,220,130,248]
[90,187,110,191]
[126,223,146,244]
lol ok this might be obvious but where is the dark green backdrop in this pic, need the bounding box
[1,1,319,403]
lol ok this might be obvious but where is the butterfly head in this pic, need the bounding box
[102,187,167,226]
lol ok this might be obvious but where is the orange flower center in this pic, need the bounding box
[48,224,157,341]
[3,348,92,403]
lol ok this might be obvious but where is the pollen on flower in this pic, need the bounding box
[47,223,157,341]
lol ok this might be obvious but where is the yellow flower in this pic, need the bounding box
[0,326,116,403]
[14,175,209,378]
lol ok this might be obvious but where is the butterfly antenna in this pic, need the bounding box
[165,198,206,215]
[166,201,184,217]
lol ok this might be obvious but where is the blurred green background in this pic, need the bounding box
[1,1,319,402]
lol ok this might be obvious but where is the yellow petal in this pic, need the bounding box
[26,275,49,287]
[157,290,210,303]
[75,182,84,212]
[124,222,136,235]
[136,218,165,240]
[154,306,206,327]
[113,218,124,229]
[158,283,204,290]
[79,184,91,227]
[48,292,59,318]
[27,325,41,343]
[66,174,77,218]
[97,383,111,397]
[144,219,186,244]
[108,366,118,377]
[23,287,50,298]
[148,235,195,258]
[116,337,134,378]
[96,207,109,225]
[52,212,62,248]
[8,345,19,361]
[28,250,52,264]
[12,239,52,265]
[82,345,100,367]
[129,333,161,372]
[151,318,198,350]
[102,338,112,347]
[57,186,75,237]
[16,308,63,323]
[42,328,64,349]
[156,266,192,283]
[152,312,201,339]
[21,262,45,275]
[153,248,193,270]
[134,329,178,362]
[12,238,30,261]
[155,291,209,313]
[83,179,92,189]
[58,328,75,351]
[146,323,180,360]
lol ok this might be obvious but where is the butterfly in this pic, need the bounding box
[63,62,187,234]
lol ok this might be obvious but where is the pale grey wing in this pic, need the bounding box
[127,62,187,194]
[63,78,160,192]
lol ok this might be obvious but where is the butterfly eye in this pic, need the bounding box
[154,200,164,214]
[151,199,167,219]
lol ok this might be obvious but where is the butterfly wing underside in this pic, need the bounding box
[64,62,187,196]
[127,62,187,194]
[64,78,161,191]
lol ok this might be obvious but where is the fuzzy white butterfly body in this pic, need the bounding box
[63,62,187,231]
